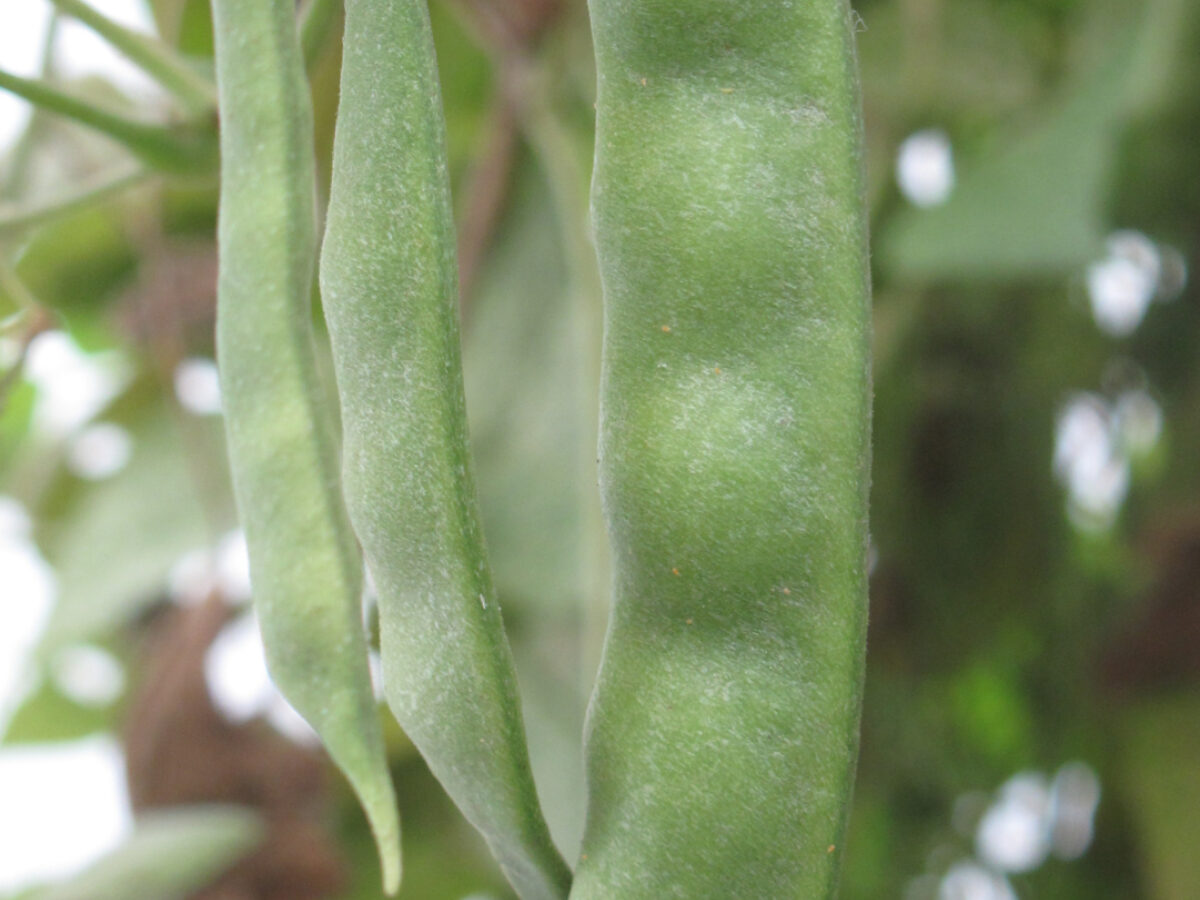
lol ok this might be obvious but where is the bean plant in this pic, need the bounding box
[2,0,871,896]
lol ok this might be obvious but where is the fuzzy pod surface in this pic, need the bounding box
[318,2,571,898]
[572,1,872,897]
[209,0,400,891]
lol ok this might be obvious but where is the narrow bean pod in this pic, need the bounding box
[318,3,571,899]
[209,1,400,892]
[573,2,872,897]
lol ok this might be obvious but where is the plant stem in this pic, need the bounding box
[0,69,216,175]
[48,0,217,113]
[0,164,149,242]
[0,261,41,317]
[0,264,53,414]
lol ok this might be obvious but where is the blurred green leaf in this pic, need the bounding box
[0,381,36,468]
[464,160,583,617]
[948,663,1034,768]
[880,0,1188,280]
[461,151,593,864]
[9,206,136,316]
[2,678,114,745]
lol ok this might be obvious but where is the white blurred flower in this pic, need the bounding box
[264,696,319,747]
[169,532,252,607]
[939,861,1016,900]
[1049,762,1101,860]
[0,495,33,539]
[216,530,252,602]
[1054,395,1110,482]
[897,130,955,207]
[1067,457,1129,531]
[205,612,273,724]
[975,772,1052,873]
[51,644,126,708]
[1086,231,1162,337]
[167,547,217,606]
[1155,244,1188,301]
[0,4,51,150]
[24,331,129,437]
[205,611,316,745]
[173,357,223,416]
[1053,395,1130,530]
[67,422,133,480]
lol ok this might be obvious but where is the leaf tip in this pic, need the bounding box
[367,799,402,896]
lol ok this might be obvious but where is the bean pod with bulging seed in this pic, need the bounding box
[572,1,872,897]
[318,2,571,899]
[208,0,400,892]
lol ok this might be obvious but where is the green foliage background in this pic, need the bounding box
[1,0,1198,897]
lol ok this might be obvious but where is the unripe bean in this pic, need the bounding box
[572,2,872,897]
[319,3,571,899]
[209,0,400,891]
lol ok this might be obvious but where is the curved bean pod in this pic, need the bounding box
[209,0,400,892]
[572,2,872,897]
[318,3,571,899]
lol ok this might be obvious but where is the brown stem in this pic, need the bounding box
[0,305,54,413]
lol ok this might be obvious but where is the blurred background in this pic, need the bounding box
[0,0,1197,898]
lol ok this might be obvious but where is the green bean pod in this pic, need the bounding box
[209,0,400,892]
[318,3,571,899]
[573,2,871,897]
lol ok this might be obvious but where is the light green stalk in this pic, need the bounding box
[0,69,215,175]
[0,165,148,243]
[49,0,217,113]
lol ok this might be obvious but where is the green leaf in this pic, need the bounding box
[880,0,1190,280]
[2,677,114,745]
[880,67,1118,279]
[8,204,136,316]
